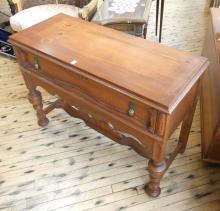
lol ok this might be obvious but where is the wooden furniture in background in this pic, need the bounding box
[201,8,220,163]
[9,0,97,32]
[210,0,220,7]
[92,0,152,38]
[10,14,208,197]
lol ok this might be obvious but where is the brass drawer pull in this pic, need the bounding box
[128,102,135,117]
[34,57,40,70]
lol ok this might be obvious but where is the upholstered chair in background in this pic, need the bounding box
[8,0,98,32]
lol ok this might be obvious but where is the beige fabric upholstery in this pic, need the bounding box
[11,0,83,11]
[10,4,79,31]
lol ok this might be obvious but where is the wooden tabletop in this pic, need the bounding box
[10,14,208,113]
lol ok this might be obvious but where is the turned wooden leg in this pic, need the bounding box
[145,159,167,197]
[178,96,198,154]
[28,89,49,127]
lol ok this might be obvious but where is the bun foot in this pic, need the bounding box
[38,117,49,127]
[146,159,167,198]
[144,183,161,197]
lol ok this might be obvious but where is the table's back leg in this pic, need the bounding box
[178,95,199,154]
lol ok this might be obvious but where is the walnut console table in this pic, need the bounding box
[10,14,208,197]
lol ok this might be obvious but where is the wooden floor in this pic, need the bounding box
[1,0,220,210]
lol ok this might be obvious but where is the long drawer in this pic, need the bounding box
[17,48,167,138]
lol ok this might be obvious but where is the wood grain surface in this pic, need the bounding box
[9,14,208,112]
[0,0,220,210]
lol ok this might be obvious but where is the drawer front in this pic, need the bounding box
[22,67,160,160]
[19,49,167,137]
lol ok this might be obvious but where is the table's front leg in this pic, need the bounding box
[28,88,49,127]
[145,89,199,197]
[22,73,49,127]
[145,159,167,197]
[145,141,183,197]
